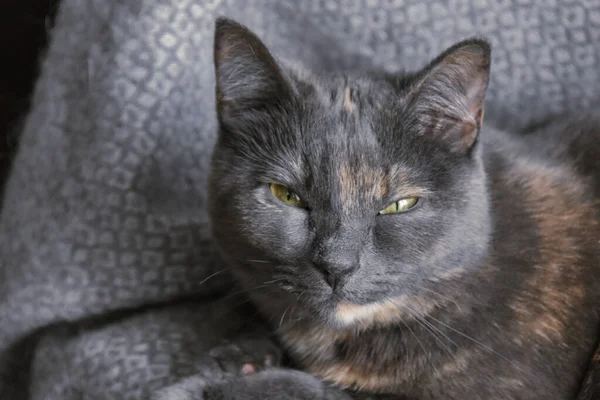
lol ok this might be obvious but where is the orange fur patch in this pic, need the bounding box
[507,160,594,342]
[343,87,356,113]
[335,295,437,328]
[338,163,423,213]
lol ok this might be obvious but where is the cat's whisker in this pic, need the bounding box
[420,316,459,350]
[399,317,440,376]
[247,259,271,264]
[278,291,306,323]
[377,270,422,277]
[288,304,296,323]
[292,290,309,323]
[425,314,526,374]
[198,267,231,285]
[410,314,456,360]
[279,306,290,330]
[424,276,530,298]
[232,298,253,309]
[374,279,462,313]
[403,303,459,360]
[214,279,286,305]
[405,283,462,313]
[421,278,461,290]
[266,278,287,285]
[263,278,285,284]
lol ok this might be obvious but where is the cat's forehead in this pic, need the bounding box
[301,84,389,177]
[300,80,394,150]
[307,75,399,117]
[292,79,426,209]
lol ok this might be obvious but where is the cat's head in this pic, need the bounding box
[209,18,492,330]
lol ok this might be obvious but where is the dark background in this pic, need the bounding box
[0,0,60,194]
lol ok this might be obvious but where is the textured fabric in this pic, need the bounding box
[1,0,599,398]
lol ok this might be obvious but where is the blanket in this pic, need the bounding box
[1,0,599,398]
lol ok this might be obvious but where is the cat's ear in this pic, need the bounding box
[213,18,292,121]
[409,39,491,154]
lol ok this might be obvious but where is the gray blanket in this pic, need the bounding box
[1,0,599,399]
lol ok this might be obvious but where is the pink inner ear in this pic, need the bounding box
[475,108,484,130]
[433,43,490,114]
[411,41,490,153]
[440,105,484,153]
[464,70,488,118]
[434,113,478,153]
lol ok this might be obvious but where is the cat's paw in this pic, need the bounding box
[152,375,210,400]
[203,368,353,400]
[151,336,282,400]
[208,335,282,376]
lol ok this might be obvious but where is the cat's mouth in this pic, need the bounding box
[333,294,438,328]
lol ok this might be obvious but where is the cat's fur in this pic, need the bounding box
[207,18,600,400]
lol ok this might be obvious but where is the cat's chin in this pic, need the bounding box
[270,292,441,332]
[325,293,439,330]
[242,270,442,331]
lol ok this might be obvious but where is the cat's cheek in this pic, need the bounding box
[372,210,447,265]
[373,208,436,243]
[243,204,310,261]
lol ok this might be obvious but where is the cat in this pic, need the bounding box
[201,17,600,400]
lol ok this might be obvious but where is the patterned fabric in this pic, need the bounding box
[0,0,599,398]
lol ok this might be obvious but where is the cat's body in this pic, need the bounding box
[276,123,600,400]
[206,18,600,400]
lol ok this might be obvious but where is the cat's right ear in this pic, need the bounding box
[213,18,292,122]
[407,39,491,154]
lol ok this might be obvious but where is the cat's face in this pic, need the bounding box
[209,18,492,329]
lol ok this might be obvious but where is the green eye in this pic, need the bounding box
[269,183,306,208]
[379,197,419,215]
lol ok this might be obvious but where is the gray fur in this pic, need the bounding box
[1,0,600,399]
[207,18,600,400]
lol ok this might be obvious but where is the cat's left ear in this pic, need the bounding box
[409,39,491,154]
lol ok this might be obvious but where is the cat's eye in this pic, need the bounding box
[269,183,307,208]
[379,197,419,215]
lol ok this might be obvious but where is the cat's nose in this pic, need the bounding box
[314,260,357,290]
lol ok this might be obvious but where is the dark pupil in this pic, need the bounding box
[286,190,292,201]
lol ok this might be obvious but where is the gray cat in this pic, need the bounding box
[157,18,600,400]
